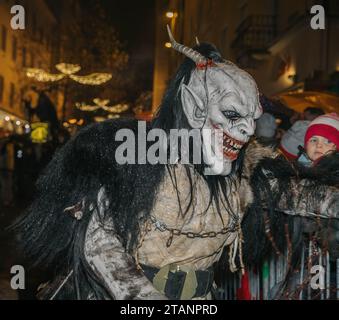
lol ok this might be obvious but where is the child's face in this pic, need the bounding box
[306,135,337,161]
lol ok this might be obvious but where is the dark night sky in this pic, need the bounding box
[103,0,156,94]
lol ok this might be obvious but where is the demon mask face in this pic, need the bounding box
[167,26,262,175]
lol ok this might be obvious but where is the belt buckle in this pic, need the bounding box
[153,263,198,300]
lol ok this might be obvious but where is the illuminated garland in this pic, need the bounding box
[56,63,81,75]
[76,99,129,113]
[70,73,112,85]
[26,63,112,85]
[26,68,65,82]
[75,103,100,111]
[102,104,128,113]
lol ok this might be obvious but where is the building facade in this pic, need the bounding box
[152,0,339,111]
[0,0,58,135]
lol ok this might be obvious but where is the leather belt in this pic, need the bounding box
[141,263,214,300]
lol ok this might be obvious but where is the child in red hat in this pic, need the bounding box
[299,113,339,166]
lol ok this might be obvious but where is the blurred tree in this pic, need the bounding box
[59,0,129,119]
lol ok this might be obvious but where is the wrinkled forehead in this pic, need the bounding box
[189,64,262,118]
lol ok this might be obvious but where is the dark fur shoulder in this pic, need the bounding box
[242,150,339,267]
[295,151,339,187]
[13,119,164,271]
[251,150,339,186]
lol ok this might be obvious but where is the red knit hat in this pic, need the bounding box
[304,113,339,149]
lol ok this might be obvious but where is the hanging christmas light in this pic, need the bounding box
[75,102,101,112]
[102,104,128,113]
[26,68,65,82]
[70,73,112,85]
[93,98,110,106]
[76,99,129,113]
[107,114,120,119]
[26,63,112,85]
[55,63,81,75]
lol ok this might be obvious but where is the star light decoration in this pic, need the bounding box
[75,98,129,113]
[26,63,112,85]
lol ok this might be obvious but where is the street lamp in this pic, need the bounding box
[166,11,177,18]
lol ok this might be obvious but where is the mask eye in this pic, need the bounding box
[223,110,241,122]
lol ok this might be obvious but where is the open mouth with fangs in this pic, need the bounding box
[222,131,245,161]
[211,124,246,160]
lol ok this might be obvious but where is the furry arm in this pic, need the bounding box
[84,189,166,300]
[243,141,339,219]
[274,179,339,219]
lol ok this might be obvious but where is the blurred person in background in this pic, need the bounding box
[0,138,15,207]
[255,112,278,148]
[279,120,310,161]
[302,107,324,122]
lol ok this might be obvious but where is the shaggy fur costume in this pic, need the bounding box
[14,44,339,300]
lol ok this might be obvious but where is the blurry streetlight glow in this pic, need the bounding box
[68,119,77,124]
[5,116,10,121]
[16,120,21,125]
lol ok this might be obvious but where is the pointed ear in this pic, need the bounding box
[181,84,206,128]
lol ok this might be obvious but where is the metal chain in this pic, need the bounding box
[150,215,240,247]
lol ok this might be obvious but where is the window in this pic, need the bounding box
[72,0,78,16]
[239,0,248,22]
[39,28,44,43]
[22,47,26,67]
[9,83,15,108]
[0,75,4,102]
[20,88,25,112]
[222,26,228,47]
[1,25,7,51]
[30,51,34,67]
[32,14,37,36]
[12,36,17,61]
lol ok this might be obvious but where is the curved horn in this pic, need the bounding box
[166,25,206,64]
[195,36,200,46]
